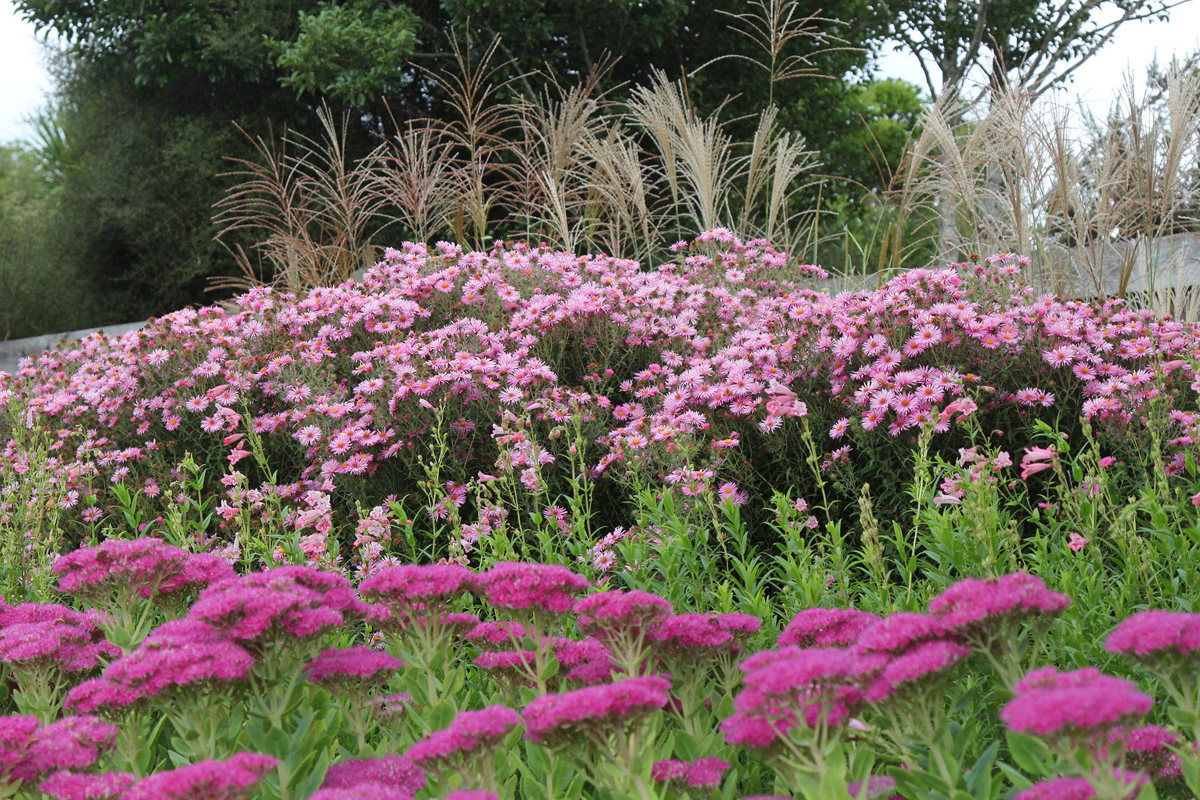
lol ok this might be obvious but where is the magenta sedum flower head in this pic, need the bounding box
[846,775,899,800]
[740,646,869,698]
[778,608,880,649]
[14,716,119,782]
[53,538,236,606]
[649,613,747,658]
[122,752,278,800]
[0,714,116,786]
[445,791,499,800]
[478,562,590,613]
[863,639,972,703]
[0,618,119,673]
[65,618,254,713]
[405,705,521,770]
[39,770,138,800]
[359,564,476,607]
[303,646,402,690]
[575,590,672,639]
[1105,610,1200,661]
[1014,778,1098,800]
[1002,667,1153,740]
[189,566,366,648]
[319,754,425,800]
[465,620,527,650]
[853,612,948,656]
[648,756,728,789]
[1103,725,1185,782]
[929,573,1070,640]
[522,675,671,745]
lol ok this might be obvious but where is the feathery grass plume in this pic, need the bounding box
[213,104,385,294]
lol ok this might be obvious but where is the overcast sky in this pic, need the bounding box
[2,0,1199,145]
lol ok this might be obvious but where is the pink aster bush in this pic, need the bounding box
[405,705,520,793]
[575,589,672,674]
[121,752,278,800]
[314,754,426,800]
[928,573,1071,689]
[6,231,1196,573]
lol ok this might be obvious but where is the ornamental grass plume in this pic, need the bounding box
[575,590,672,675]
[38,770,138,800]
[928,572,1070,689]
[316,754,426,800]
[122,752,278,800]
[777,608,880,649]
[405,705,520,793]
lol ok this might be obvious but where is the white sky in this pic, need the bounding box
[1,0,1199,144]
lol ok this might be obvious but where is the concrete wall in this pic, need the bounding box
[0,321,146,376]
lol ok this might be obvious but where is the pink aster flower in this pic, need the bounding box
[39,770,138,800]
[777,608,880,649]
[122,752,278,800]
[1002,667,1153,742]
[522,675,671,746]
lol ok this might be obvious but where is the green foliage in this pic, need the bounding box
[269,1,420,106]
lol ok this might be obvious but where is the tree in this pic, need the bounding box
[876,0,1181,103]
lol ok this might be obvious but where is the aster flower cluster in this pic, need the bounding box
[5,231,1197,567]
